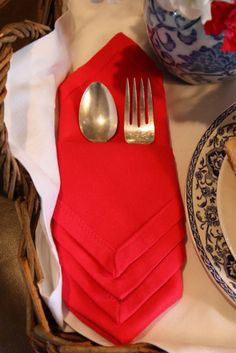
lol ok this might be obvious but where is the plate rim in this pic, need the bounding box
[185,102,236,304]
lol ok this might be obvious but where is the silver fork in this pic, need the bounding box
[124,78,155,144]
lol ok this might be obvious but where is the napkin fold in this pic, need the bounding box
[52,32,186,343]
[52,219,186,299]
[56,237,185,324]
[63,270,183,344]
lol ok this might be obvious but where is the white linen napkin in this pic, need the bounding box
[4,0,236,352]
[4,10,73,325]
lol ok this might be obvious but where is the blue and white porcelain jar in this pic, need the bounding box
[144,0,236,84]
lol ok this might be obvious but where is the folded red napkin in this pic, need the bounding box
[52,32,186,343]
[56,237,185,323]
[52,219,185,299]
[63,270,183,344]
[53,32,184,278]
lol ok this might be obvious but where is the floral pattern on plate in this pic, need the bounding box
[186,103,236,303]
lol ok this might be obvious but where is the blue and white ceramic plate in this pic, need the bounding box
[186,103,236,304]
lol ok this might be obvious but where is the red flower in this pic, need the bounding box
[204,1,236,51]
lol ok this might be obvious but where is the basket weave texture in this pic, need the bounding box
[0,1,164,352]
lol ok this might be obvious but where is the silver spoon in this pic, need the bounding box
[79,82,118,142]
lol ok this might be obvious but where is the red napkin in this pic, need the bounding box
[52,32,186,343]
[63,270,183,344]
[52,219,185,299]
[53,32,184,277]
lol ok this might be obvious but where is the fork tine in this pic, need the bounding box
[147,78,154,126]
[140,78,145,126]
[124,77,155,144]
[132,78,138,127]
[124,78,130,128]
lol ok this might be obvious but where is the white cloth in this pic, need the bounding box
[4,0,236,352]
[5,11,73,326]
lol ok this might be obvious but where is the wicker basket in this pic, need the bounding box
[0,1,164,352]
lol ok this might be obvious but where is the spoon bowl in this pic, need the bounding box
[79,82,118,142]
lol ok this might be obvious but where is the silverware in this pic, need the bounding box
[124,78,155,144]
[79,82,118,142]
